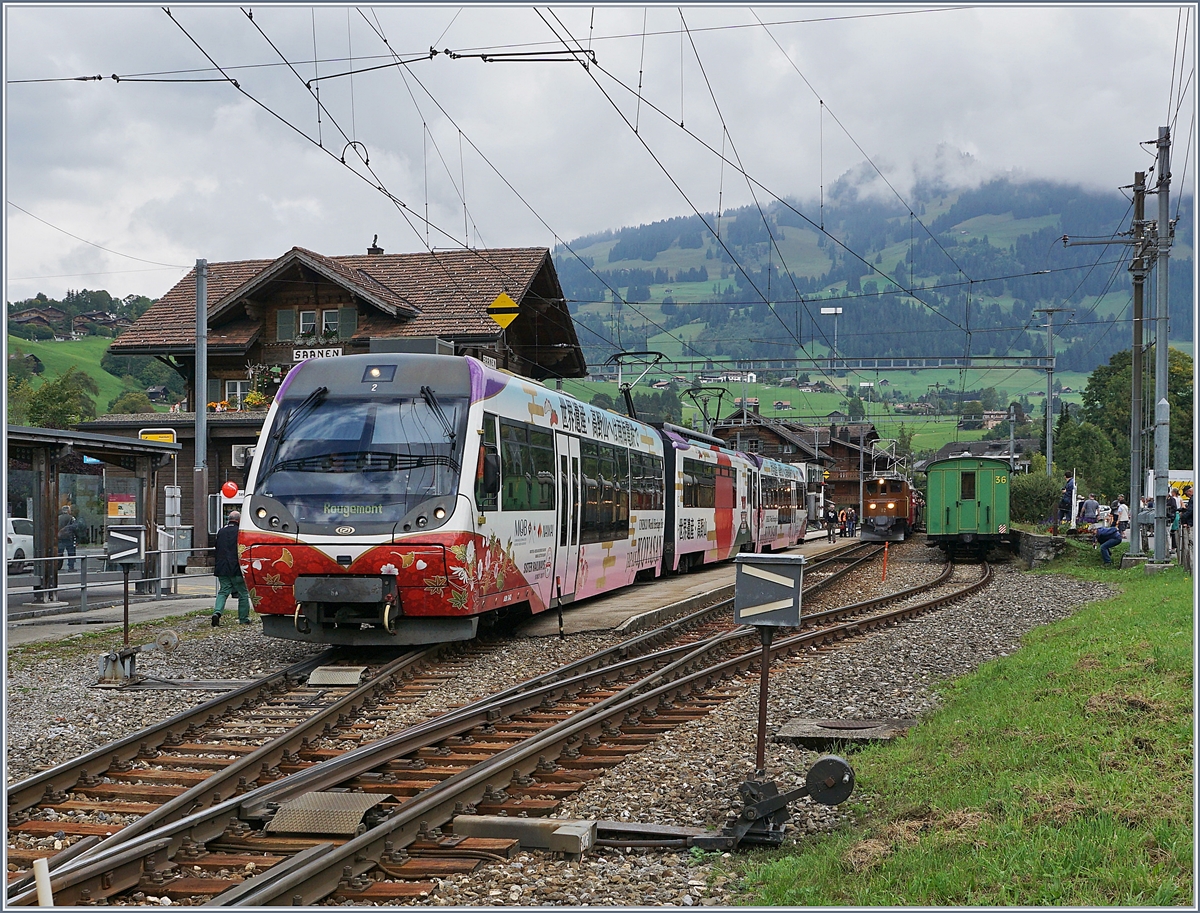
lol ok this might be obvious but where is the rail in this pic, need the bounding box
[6,547,216,614]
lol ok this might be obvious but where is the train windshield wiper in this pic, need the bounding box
[270,386,328,446]
[266,451,460,474]
[421,386,456,442]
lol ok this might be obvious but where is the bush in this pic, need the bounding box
[1011,471,1062,523]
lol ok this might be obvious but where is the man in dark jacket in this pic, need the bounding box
[211,511,252,626]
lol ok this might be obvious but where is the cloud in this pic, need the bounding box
[4,5,1192,303]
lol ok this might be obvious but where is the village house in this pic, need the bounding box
[711,410,899,509]
[81,242,586,542]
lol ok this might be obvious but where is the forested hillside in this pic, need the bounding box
[554,177,1193,374]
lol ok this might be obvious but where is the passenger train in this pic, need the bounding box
[238,353,808,646]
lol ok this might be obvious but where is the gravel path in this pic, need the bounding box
[5,545,1113,905]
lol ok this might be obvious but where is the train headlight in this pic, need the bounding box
[868,503,876,510]
[887,502,896,509]
[269,516,280,528]
[417,516,428,528]
[255,507,268,519]
[433,507,446,520]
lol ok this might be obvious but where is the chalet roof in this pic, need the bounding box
[109,247,578,372]
[712,410,822,461]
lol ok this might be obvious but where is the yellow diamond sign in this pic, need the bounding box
[488,292,520,329]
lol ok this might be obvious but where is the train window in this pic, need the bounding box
[890,481,904,493]
[683,458,716,509]
[498,420,555,512]
[581,441,600,536]
[476,413,499,511]
[500,420,530,511]
[647,455,664,511]
[961,471,976,500]
[614,447,629,537]
[529,428,555,511]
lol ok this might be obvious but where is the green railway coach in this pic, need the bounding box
[924,456,1012,557]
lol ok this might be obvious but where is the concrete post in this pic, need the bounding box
[193,260,209,558]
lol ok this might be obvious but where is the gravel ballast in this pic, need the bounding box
[5,545,1114,905]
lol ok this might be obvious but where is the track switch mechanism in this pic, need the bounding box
[96,630,180,687]
[692,755,855,851]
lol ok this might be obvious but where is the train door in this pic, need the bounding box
[959,468,979,531]
[553,433,582,600]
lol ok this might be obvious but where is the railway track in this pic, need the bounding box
[8,546,976,906]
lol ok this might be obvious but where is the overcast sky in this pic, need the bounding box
[3,3,1195,304]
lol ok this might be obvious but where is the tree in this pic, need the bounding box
[7,375,33,426]
[106,391,157,414]
[26,367,98,429]
[1054,419,1120,499]
[1080,346,1194,491]
[590,392,616,411]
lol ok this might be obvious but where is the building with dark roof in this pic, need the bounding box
[108,243,586,409]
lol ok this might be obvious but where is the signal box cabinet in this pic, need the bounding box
[925,457,1011,537]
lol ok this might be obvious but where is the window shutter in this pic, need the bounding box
[276,308,295,341]
[207,378,221,405]
[338,305,357,338]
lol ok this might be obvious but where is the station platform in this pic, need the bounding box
[517,530,849,638]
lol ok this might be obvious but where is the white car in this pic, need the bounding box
[6,517,34,573]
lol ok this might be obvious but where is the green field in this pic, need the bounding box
[7,335,150,414]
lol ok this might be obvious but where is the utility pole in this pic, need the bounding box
[1033,307,1071,477]
[858,423,865,527]
[1151,126,1172,565]
[1128,172,1147,557]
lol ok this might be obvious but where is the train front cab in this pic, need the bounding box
[925,456,1011,557]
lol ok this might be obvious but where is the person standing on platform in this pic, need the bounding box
[57,505,79,572]
[847,506,858,538]
[1080,493,1099,526]
[825,505,837,543]
[211,511,252,626]
[1116,495,1130,539]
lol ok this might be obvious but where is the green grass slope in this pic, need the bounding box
[8,335,149,415]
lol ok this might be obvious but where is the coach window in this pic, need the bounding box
[598,446,616,538]
[650,455,664,510]
[500,420,530,511]
[529,427,555,511]
[581,441,600,540]
[614,447,630,537]
[475,413,499,512]
[961,471,976,500]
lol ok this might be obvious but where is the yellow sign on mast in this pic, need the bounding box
[488,292,520,329]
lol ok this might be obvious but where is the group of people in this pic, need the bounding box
[1089,483,1194,566]
[820,504,858,541]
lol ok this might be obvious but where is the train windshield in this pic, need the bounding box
[254,392,468,527]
